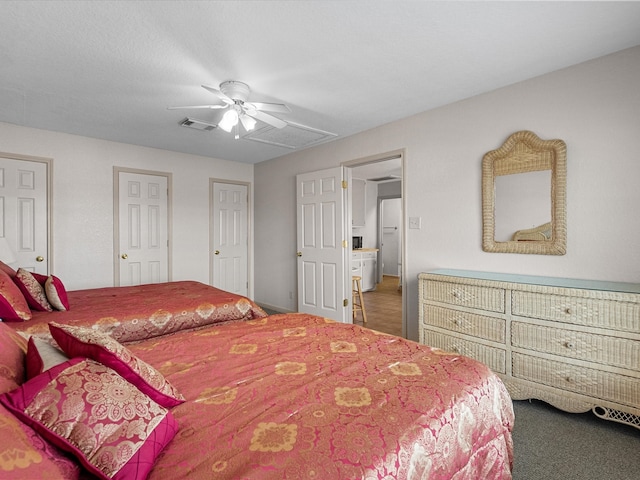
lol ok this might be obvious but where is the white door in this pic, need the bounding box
[211,181,248,296]
[117,171,169,286]
[0,156,49,274]
[296,167,348,322]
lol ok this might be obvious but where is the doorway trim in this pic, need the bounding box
[113,167,173,286]
[209,178,252,297]
[342,148,407,338]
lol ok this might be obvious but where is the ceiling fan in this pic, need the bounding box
[168,81,291,138]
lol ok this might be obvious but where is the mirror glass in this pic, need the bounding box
[494,170,551,242]
[482,130,566,255]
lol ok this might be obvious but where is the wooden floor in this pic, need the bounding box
[353,275,403,336]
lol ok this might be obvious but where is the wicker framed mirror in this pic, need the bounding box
[482,130,566,255]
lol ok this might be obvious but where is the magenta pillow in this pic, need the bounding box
[25,336,69,379]
[0,269,31,321]
[14,268,53,312]
[49,322,185,408]
[44,275,69,311]
[0,357,178,480]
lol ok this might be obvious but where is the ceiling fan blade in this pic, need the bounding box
[167,105,226,110]
[247,101,291,113]
[201,84,234,105]
[249,110,288,129]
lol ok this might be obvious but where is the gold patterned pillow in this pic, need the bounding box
[0,358,178,480]
[13,268,53,312]
[49,322,185,408]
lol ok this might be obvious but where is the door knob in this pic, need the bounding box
[296,252,302,257]
[214,250,220,255]
[36,256,44,262]
[121,253,128,259]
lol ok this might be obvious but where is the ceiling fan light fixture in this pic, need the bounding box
[218,108,239,132]
[240,114,257,132]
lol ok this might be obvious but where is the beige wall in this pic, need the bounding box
[0,123,254,292]
[255,46,640,341]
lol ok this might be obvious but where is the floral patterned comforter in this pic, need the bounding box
[130,313,514,479]
[10,281,267,343]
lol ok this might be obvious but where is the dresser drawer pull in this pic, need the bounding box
[453,318,464,327]
[564,308,572,315]
[565,376,574,384]
[565,341,575,349]
[451,291,460,298]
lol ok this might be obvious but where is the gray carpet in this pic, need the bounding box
[512,399,640,479]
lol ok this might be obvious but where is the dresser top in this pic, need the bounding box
[424,269,640,294]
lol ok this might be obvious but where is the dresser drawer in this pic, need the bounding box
[421,331,506,374]
[512,291,640,332]
[423,305,506,343]
[424,281,505,313]
[513,353,640,408]
[512,322,640,371]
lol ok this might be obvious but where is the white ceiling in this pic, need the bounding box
[2,1,640,164]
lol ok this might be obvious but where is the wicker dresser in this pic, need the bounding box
[419,269,640,429]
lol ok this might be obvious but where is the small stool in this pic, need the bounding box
[352,276,367,323]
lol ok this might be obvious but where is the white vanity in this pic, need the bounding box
[419,269,640,429]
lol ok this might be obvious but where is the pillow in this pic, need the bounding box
[0,269,31,321]
[26,336,69,379]
[0,322,27,393]
[0,260,17,278]
[14,268,53,312]
[0,358,178,480]
[0,403,81,480]
[45,275,70,311]
[49,322,185,408]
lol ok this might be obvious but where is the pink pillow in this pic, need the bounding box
[0,358,178,480]
[25,336,69,379]
[49,322,185,408]
[13,268,53,312]
[0,322,27,393]
[0,260,16,278]
[44,275,69,311]
[0,269,31,321]
[0,403,82,480]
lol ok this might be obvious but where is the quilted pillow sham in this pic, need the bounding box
[49,322,185,408]
[14,268,53,312]
[0,357,178,480]
[0,269,31,322]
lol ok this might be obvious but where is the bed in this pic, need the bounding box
[9,280,268,342]
[0,277,514,479]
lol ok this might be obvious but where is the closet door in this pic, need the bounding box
[116,170,170,286]
[0,155,50,274]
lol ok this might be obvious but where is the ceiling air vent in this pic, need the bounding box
[179,118,216,131]
[368,175,401,182]
[243,122,337,149]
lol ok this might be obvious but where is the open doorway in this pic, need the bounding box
[347,153,404,337]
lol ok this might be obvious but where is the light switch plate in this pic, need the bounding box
[409,217,421,229]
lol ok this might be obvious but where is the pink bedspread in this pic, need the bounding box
[11,281,267,343]
[130,313,514,479]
